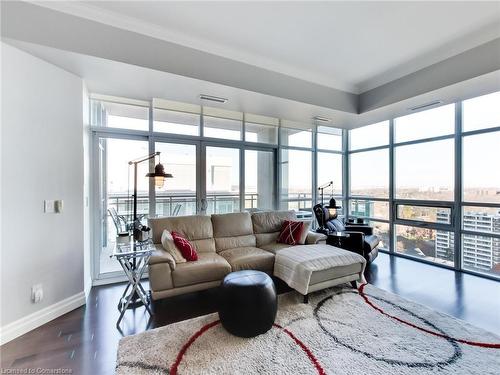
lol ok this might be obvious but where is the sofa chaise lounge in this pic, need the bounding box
[148,210,366,302]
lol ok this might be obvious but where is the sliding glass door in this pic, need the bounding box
[204,145,241,214]
[245,149,275,211]
[96,136,150,275]
[91,98,279,281]
[154,142,199,217]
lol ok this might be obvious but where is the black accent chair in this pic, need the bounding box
[313,203,379,263]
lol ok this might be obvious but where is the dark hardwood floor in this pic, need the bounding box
[1,252,499,374]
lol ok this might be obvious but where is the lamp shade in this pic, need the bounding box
[326,198,342,209]
[325,198,341,219]
[146,163,173,188]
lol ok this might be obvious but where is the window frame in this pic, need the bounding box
[346,94,500,281]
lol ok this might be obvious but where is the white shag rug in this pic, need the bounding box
[116,284,500,374]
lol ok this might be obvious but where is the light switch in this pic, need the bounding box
[44,200,55,213]
[44,200,63,213]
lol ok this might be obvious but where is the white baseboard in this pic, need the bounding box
[0,291,86,346]
[84,276,92,300]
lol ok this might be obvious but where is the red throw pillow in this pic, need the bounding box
[171,231,198,261]
[277,220,304,246]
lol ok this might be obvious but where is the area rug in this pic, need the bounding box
[116,284,500,374]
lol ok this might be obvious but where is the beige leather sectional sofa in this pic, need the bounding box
[148,210,325,301]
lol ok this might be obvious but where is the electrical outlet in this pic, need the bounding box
[31,284,43,303]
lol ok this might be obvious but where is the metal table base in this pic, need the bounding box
[114,244,154,328]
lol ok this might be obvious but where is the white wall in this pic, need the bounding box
[0,43,85,344]
[82,83,92,297]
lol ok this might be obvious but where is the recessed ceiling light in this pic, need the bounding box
[199,94,228,103]
[408,100,443,111]
[313,116,332,122]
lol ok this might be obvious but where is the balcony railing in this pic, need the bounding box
[105,192,259,220]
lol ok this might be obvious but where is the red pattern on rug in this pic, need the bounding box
[357,283,500,349]
[170,320,220,375]
[273,323,326,375]
[170,320,326,375]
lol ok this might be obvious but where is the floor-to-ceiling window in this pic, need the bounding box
[316,125,344,215]
[279,121,313,213]
[348,121,391,250]
[347,91,500,279]
[460,92,500,277]
[393,104,456,266]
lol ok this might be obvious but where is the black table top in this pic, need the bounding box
[327,231,351,238]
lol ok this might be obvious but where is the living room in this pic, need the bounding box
[1,1,499,374]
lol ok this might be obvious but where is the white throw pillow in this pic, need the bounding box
[161,229,186,263]
[298,220,311,245]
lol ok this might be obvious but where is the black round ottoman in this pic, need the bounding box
[218,270,277,338]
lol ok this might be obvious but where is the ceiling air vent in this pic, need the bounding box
[313,116,332,122]
[199,94,228,103]
[408,100,443,111]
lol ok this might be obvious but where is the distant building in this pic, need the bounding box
[350,200,372,217]
[436,210,500,272]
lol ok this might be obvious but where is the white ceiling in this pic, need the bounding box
[37,0,500,93]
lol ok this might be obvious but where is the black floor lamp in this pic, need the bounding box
[127,151,172,307]
[318,181,333,205]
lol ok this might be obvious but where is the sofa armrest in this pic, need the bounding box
[149,246,176,270]
[306,231,327,244]
[342,231,365,253]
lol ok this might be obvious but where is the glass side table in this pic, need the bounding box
[112,239,154,328]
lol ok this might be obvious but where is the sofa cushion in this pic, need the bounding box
[215,234,256,252]
[212,212,254,237]
[258,242,291,254]
[219,247,275,273]
[190,238,216,253]
[251,210,296,234]
[172,253,231,288]
[149,215,213,243]
[161,230,186,263]
[255,232,279,247]
[212,212,256,252]
[310,263,363,285]
[298,221,312,244]
[149,215,215,253]
[277,220,304,245]
[171,231,198,261]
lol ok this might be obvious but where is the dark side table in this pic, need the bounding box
[326,231,351,248]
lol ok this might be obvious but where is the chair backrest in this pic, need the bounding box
[172,204,182,216]
[313,204,325,229]
[325,218,345,232]
[313,203,345,232]
[108,207,124,233]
